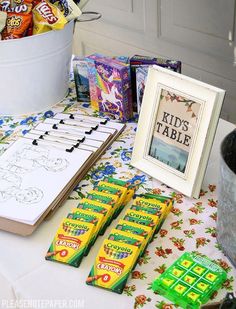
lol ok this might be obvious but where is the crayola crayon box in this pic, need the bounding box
[123,209,160,241]
[45,218,95,267]
[94,184,122,204]
[96,181,128,218]
[86,190,117,208]
[67,208,104,254]
[108,228,144,253]
[98,181,128,205]
[86,239,140,294]
[131,204,163,216]
[77,198,113,234]
[93,185,121,218]
[116,220,152,254]
[103,176,136,204]
[133,197,168,226]
[141,194,174,217]
[86,190,119,221]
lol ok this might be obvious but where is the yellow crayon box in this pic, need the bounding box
[97,181,128,208]
[116,219,152,250]
[86,190,119,220]
[142,194,174,217]
[86,190,118,207]
[131,204,162,216]
[45,218,95,267]
[103,177,136,204]
[134,197,168,223]
[93,185,121,217]
[123,209,160,240]
[67,208,104,247]
[108,228,145,254]
[78,198,113,234]
[86,239,139,294]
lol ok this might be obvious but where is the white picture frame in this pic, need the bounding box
[131,65,225,198]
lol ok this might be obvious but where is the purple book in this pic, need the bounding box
[130,54,182,111]
[94,58,132,122]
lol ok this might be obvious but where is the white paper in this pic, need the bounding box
[34,123,85,141]
[0,138,92,225]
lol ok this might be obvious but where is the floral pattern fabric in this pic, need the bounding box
[0,80,235,309]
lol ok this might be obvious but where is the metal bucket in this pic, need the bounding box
[0,12,101,115]
[217,129,236,267]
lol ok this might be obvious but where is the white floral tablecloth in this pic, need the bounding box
[0,79,235,309]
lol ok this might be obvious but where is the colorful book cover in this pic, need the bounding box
[73,56,90,102]
[130,54,182,111]
[136,66,149,114]
[94,58,132,122]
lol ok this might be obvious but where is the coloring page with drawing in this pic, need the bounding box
[0,138,92,225]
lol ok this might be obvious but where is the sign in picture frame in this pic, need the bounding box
[131,65,225,198]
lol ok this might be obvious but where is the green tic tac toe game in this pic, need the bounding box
[152,252,227,309]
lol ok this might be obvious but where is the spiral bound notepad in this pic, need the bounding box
[0,113,125,235]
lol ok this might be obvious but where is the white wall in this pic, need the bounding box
[73,0,236,123]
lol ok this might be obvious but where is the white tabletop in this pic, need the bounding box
[0,118,235,309]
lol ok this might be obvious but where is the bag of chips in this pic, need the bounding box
[1,11,32,39]
[32,0,67,35]
[50,0,81,21]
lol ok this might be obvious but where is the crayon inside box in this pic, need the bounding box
[45,218,95,267]
[86,239,140,294]
[152,252,227,309]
